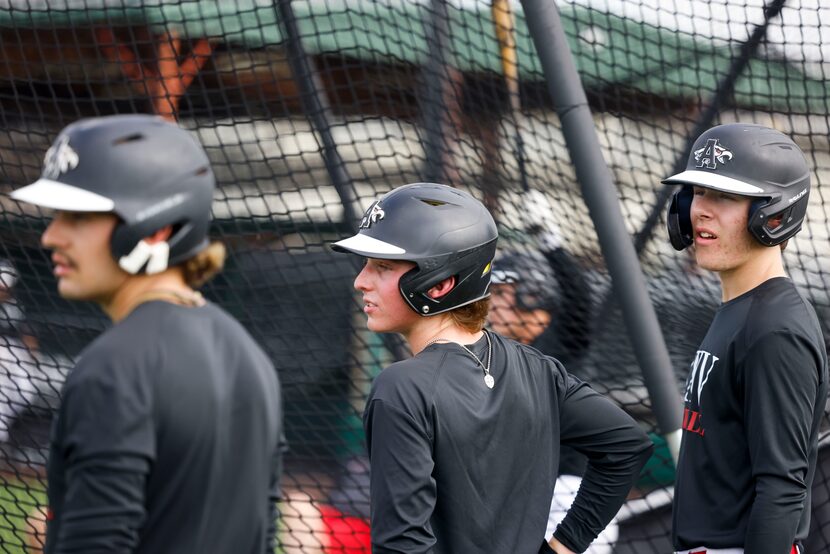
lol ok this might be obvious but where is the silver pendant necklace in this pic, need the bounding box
[424,330,494,389]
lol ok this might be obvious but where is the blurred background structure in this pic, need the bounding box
[0,0,829,551]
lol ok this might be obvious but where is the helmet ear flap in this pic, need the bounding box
[748,197,765,222]
[111,219,209,274]
[110,220,171,275]
[398,264,431,314]
[748,194,808,247]
[110,218,133,262]
[667,186,694,251]
[397,242,496,316]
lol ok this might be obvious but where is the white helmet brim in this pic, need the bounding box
[11,179,115,212]
[661,170,768,196]
[331,233,406,257]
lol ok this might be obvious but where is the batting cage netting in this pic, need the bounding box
[0,0,828,552]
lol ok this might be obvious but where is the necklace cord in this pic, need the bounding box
[129,289,206,312]
[424,330,494,387]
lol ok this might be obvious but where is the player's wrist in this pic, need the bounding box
[538,539,556,553]
[546,535,577,554]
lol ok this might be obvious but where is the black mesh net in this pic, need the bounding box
[0,0,828,552]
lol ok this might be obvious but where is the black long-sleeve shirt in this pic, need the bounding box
[364,331,652,553]
[46,300,283,554]
[672,277,828,553]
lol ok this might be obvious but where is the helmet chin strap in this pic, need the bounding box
[119,240,171,275]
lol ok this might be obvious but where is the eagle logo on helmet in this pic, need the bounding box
[694,138,733,170]
[42,135,79,179]
[359,201,385,229]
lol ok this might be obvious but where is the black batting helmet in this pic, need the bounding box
[11,114,215,274]
[331,183,498,316]
[490,251,558,311]
[663,123,810,250]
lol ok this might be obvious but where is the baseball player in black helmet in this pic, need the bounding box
[332,183,652,554]
[663,124,826,554]
[12,114,283,553]
[489,250,559,343]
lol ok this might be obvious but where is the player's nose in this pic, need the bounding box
[41,214,68,250]
[354,265,371,292]
[690,192,713,220]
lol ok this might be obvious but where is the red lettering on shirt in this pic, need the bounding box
[682,407,705,436]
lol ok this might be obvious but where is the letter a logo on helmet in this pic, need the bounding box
[359,201,385,229]
[693,138,733,170]
[42,135,79,179]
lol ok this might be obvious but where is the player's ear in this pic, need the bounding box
[427,276,456,299]
[144,225,174,245]
[766,213,784,231]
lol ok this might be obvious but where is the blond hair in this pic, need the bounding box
[182,241,226,288]
[447,297,491,333]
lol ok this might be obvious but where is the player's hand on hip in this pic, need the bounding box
[547,536,576,554]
